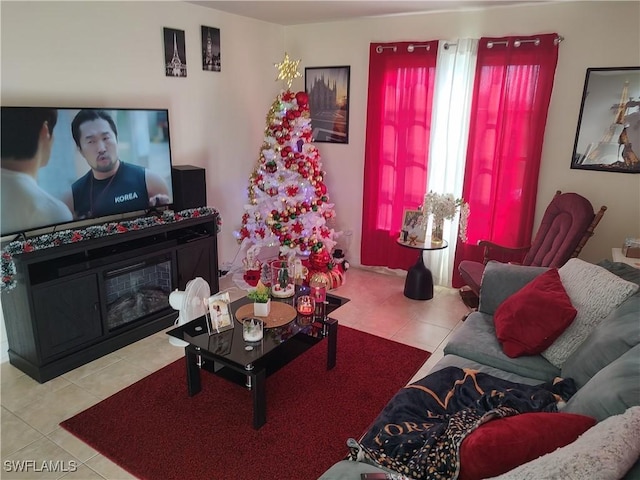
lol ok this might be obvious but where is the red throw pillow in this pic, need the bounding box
[494,268,577,357]
[458,412,596,480]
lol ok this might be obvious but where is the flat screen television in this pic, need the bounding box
[1,107,174,238]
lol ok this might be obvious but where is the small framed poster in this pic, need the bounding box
[305,65,350,144]
[163,27,187,77]
[201,25,221,72]
[571,66,640,173]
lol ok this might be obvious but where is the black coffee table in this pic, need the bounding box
[166,292,349,429]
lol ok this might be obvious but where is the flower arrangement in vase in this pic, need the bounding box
[248,280,271,316]
[421,191,470,244]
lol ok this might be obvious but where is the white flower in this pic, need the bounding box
[421,191,470,241]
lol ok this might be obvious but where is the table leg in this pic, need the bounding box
[185,346,201,396]
[326,318,338,370]
[404,251,434,300]
[252,368,267,429]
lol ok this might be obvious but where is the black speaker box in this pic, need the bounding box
[171,165,206,211]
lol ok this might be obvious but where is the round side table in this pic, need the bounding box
[397,238,448,300]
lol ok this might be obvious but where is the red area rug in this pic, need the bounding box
[61,326,429,480]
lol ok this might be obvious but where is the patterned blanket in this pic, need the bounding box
[346,367,576,480]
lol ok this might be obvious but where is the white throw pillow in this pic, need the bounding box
[488,406,640,480]
[541,258,639,368]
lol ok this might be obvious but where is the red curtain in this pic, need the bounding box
[453,33,560,287]
[361,41,438,269]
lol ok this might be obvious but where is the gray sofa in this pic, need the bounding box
[319,259,640,479]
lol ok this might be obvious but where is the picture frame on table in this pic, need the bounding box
[304,65,350,144]
[570,66,640,173]
[400,209,426,245]
[206,291,233,334]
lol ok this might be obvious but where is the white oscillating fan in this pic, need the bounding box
[168,277,211,347]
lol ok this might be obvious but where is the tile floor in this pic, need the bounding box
[0,267,471,479]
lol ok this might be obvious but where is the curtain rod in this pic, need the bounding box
[375,44,431,53]
[377,35,564,53]
[375,45,397,53]
[487,35,564,48]
[407,44,431,52]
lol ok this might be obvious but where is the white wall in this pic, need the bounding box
[2,1,640,362]
[284,0,640,268]
[0,0,285,362]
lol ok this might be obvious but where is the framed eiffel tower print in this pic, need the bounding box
[571,67,640,173]
[163,27,187,78]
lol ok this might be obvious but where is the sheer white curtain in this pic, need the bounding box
[423,39,478,287]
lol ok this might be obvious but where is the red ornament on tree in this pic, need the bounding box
[281,146,292,158]
[295,91,309,107]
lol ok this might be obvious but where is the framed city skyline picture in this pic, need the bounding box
[305,66,350,144]
[201,25,221,72]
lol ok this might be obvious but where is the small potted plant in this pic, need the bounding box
[247,280,271,317]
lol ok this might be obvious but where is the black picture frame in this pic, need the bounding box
[201,25,221,72]
[163,27,187,78]
[305,66,350,144]
[571,66,640,173]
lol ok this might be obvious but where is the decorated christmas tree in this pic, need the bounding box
[234,53,339,264]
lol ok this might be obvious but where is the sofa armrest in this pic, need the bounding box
[478,261,549,315]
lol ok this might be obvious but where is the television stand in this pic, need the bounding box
[1,213,219,383]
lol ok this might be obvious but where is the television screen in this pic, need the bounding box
[1,107,174,237]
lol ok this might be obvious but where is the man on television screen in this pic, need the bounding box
[68,109,170,219]
[1,107,73,236]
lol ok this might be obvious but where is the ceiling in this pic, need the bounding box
[188,1,547,26]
